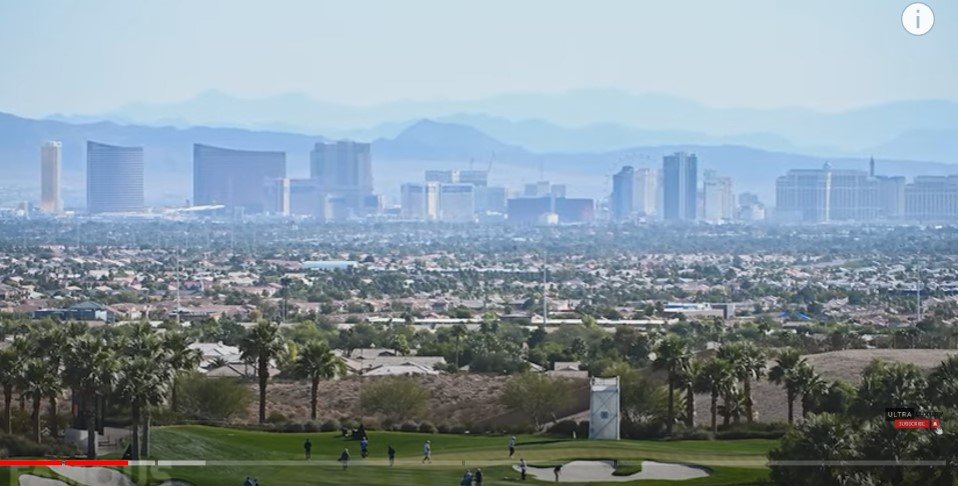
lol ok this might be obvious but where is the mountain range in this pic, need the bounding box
[3,110,957,209]
[46,90,958,161]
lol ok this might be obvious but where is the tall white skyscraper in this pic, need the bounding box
[703,171,734,222]
[40,141,61,212]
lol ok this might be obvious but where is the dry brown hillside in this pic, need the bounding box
[247,374,588,428]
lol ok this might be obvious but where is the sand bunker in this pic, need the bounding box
[49,466,134,486]
[18,475,69,486]
[518,460,709,482]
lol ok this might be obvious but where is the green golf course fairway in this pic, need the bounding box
[4,426,776,485]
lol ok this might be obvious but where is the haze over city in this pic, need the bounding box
[1,3,957,485]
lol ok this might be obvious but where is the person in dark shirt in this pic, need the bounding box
[303,438,312,460]
[387,445,396,466]
[474,468,484,485]
[339,448,351,470]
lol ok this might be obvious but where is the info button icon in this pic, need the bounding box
[903,3,934,36]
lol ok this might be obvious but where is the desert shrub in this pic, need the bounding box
[418,421,437,434]
[400,421,419,432]
[546,420,578,436]
[500,373,572,428]
[267,411,288,424]
[177,373,252,422]
[303,420,321,432]
[360,376,430,422]
[284,422,306,432]
[436,424,451,434]
[450,425,468,434]
[576,420,590,438]
[320,419,341,432]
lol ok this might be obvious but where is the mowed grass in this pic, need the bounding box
[2,426,775,486]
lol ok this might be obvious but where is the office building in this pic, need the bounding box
[310,141,374,217]
[634,168,657,217]
[662,152,698,221]
[877,176,906,219]
[703,171,734,222]
[288,179,323,217]
[508,197,553,224]
[775,166,831,222]
[438,183,475,222]
[458,170,488,187]
[193,144,286,213]
[401,183,428,220]
[611,166,636,221]
[550,184,567,199]
[828,170,879,221]
[508,196,594,224]
[775,164,882,223]
[476,186,508,214]
[40,141,61,212]
[905,176,958,222]
[86,141,144,213]
[554,198,595,223]
[425,170,458,184]
[264,178,290,216]
[523,181,552,198]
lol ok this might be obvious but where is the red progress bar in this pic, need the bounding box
[64,460,129,467]
[0,460,63,467]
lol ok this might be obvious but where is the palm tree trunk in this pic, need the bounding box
[48,395,58,438]
[310,377,319,420]
[710,390,718,434]
[786,389,795,425]
[141,408,151,458]
[171,375,179,412]
[258,358,268,423]
[32,394,42,444]
[722,394,731,426]
[96,395,105,435]
[744,377,753,424]
[85,391,97,459]
[666,375,675,435]
[685,383,694,427]
[3,385,12,434]
[131,402,141,461]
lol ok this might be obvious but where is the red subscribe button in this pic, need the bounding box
[894,418,941,430]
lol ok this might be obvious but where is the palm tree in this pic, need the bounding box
[161,331,201,412]
[0,346,23,434]
[116,356,171,460]
[695,358,734,434]
[769,348,807,424]
[293,340,346,420]
[652,335,689,435]
[36,327,68,439]
[450,324,467,369]
[678,356,702,427]
[120,323,170,459]
[240,321,286,424]
[928,355,958,408]
[719,342,766,424]
[796,364,827,418]
[64,335,118,458]
[20,359,59,444]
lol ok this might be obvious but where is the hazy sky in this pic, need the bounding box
[1,0,955,117]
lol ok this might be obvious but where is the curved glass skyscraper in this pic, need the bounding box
[86,141,144,213]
